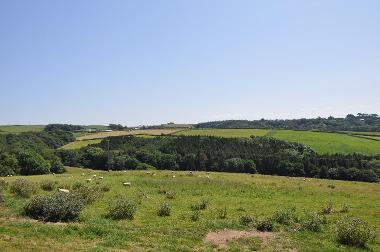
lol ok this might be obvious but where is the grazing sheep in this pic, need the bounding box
[146,171,151,175]
[58,188,70,193]
[99,176,104,179]
[123,182,131,187]
[86,178,92,183]
[81,173,85,176]
[93,175,97,177]
[172,175,176,178]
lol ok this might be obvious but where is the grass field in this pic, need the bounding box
[0,125,45,134]
[76,129,184,141]
[60,139,103,150]
[176,129,380,155]
[0,167,379,251]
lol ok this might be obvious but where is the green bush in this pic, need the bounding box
[40,180,56,191]
[107,196,137,220]
[191,199,208,211]
[24,192,84,222]
[72,182,100,205]
[336,217,376,247]
[239,215,254,226]
[158,202,171,217]
[10,179,37,198]
[273,207,297,225]
[191,210,200,222]
[301,212,326,232]
[0,178,7,190]
[256,217,274,232]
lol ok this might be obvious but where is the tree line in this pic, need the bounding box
[196,113,380,132]
[57,135,380,183]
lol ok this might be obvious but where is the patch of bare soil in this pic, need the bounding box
[0,216,79,226]
[204,229,274,249]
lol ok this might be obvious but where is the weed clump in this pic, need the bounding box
[40,180,56,191]
[10,179,37,198]
[301,212,326,232]
[320,201,334,215]
[165,191,175,199]
[217,207,227,219]
[191,199,208,211]
[72,182,101,204]
[107,196,137,220]
[239,215,254,226]
[158,202,171,217]
[256,217,274,232]
[336,216,376,247]
[191,210,200,222]
[273,207,297,225]
[24,192,84,222]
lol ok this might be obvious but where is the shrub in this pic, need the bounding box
[336,217,376,247]
[191,199,208,211]
[72,182,100,205]
[301,212,326,232]
[191,210,200,222]
[256,217,274,232]
[99,184,111,192]
[239,215,254,226]
[24,192,84,222]
[107,196,137,220]
[217,207,227,219]
[273,207,297,225]
[158,202,171,217]
[0,178,8,190]
[40,180,56,191]
[320,201,334,215]
[10,179,37,198]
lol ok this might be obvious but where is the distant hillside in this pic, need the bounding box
[196,113,380,132]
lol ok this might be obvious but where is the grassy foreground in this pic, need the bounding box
[176,129,380,155]
[0,168,379,251]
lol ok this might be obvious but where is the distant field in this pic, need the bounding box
[0,125,45,134]
[60,139,102,150]
[175,128,270,138]
[0,167,379,251]
[76,129,183,141]
[178,129,380,155]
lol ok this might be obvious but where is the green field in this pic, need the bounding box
[0,167,379,251]
[177,129,380,155]
[0,125,45,134]
[60,139,102,150]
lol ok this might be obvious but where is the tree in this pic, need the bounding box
[17,151,51,175]
[0,152,19,176]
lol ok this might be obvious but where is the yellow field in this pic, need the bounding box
[76,129,183,140]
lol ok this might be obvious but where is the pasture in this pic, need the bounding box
[0,125,45,134]
[76,129,183,141]
[0,168,379,251]
[177,129,380,155]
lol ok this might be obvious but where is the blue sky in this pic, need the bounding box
[0,0,379,126]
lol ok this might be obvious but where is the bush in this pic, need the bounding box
[301,212,326,232]
[24,192,84,222]
[158,202,171,217]
[191,210,200,222]
[107,196,137,220]
[336,217,376,247]
[99,184,111,192]
[72,182,101,205]
[40,180,56,191]
[320,201,333,215]
[273,207,297,225]
[18,151,51,175]
[10,179,37,198]
[191,199,208,211]
[217,207,227,219]
[239,215,254,226]
[0,178,7,190]
[256,217,274,232]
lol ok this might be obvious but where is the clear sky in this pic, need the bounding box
[0,0,379,126]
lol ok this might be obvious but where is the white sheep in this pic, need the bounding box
[58,188,70,193]
[86,178,92,183]
[99,176,104,179]
[123,182,131,187]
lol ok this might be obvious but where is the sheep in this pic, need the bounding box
[58,188,70,193]
[123,182,131,187]
[99,176,104,179]
[172,175,176,178]
[81,173,85,176]
[146,171,151,175]
[93,175,97,177]
[86,178,92,183]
